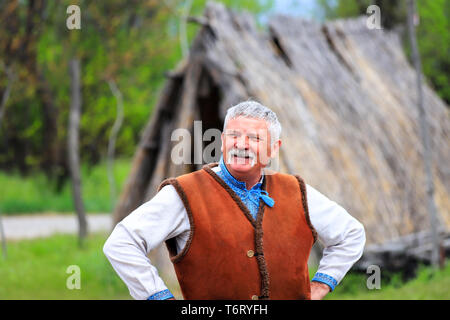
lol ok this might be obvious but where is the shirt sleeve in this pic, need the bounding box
[306,184,366,291]
[103,185,190,300]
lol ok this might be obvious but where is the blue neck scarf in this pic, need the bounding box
[217,156,274,219]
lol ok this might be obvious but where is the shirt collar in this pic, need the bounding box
[219,155,263,191]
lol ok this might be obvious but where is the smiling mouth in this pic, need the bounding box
[232,155,251,159]
[226,149,257,167]
[229,154,256,167]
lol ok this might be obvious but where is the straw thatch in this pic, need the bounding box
[113,2,449,254]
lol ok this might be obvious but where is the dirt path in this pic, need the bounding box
[1,213,112,240]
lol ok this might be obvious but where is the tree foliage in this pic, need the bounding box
[0,0,273,186]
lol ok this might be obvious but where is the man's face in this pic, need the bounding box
[221,117,280,176]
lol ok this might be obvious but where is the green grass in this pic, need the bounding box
[1,232,449,300]
[0,158,132,214]
[0,232,131,299]
[317,261,450,300]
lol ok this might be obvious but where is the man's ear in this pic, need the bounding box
[270,139,282,158]
[220,133,224,153]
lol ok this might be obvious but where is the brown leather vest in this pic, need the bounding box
[158,163,316,300]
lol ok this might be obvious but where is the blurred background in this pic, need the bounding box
[0,0,448,300]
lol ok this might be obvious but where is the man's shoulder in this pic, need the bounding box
[266,170,305,184]
[158,162,219,191]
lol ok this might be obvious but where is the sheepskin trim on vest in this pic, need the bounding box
[158,165,311,300]
[158,178,195,264]
[254,198,270,300]
[203,163,271,300]
[294,175,318,243]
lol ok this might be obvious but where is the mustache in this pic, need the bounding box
[226,148,257,167]
[228,148,256,159]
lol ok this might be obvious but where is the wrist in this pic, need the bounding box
[311,281,331,292]
[310,281,331,300]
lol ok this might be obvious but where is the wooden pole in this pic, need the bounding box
[179,0,193,58]
[68,58,88,246]
[0,63,13,127]
[0,62,14,259]
[107,79,124,208]
[406,0,441,268]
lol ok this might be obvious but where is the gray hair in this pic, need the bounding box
[223,100,282,144]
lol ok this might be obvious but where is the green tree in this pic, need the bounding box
[416,0,449,104]
[0,0,274,186]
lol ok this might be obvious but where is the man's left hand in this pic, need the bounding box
[310,281,331,300]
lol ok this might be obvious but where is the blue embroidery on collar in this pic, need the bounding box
[217,156,274,219]
[219,155,263,190]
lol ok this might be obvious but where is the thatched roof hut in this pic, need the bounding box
[113,2,449,255]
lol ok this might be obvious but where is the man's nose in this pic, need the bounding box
[235,134,249,149]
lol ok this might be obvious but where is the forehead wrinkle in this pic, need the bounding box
[224,118,272,144]
[225,123,269,135]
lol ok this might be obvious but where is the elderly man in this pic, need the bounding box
[104,100,365,300]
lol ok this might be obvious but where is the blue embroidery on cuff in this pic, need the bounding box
[311,272,338,291]
[147,289,174,300]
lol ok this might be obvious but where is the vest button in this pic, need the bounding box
[251,295,259,300]
[247,250,254,258]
